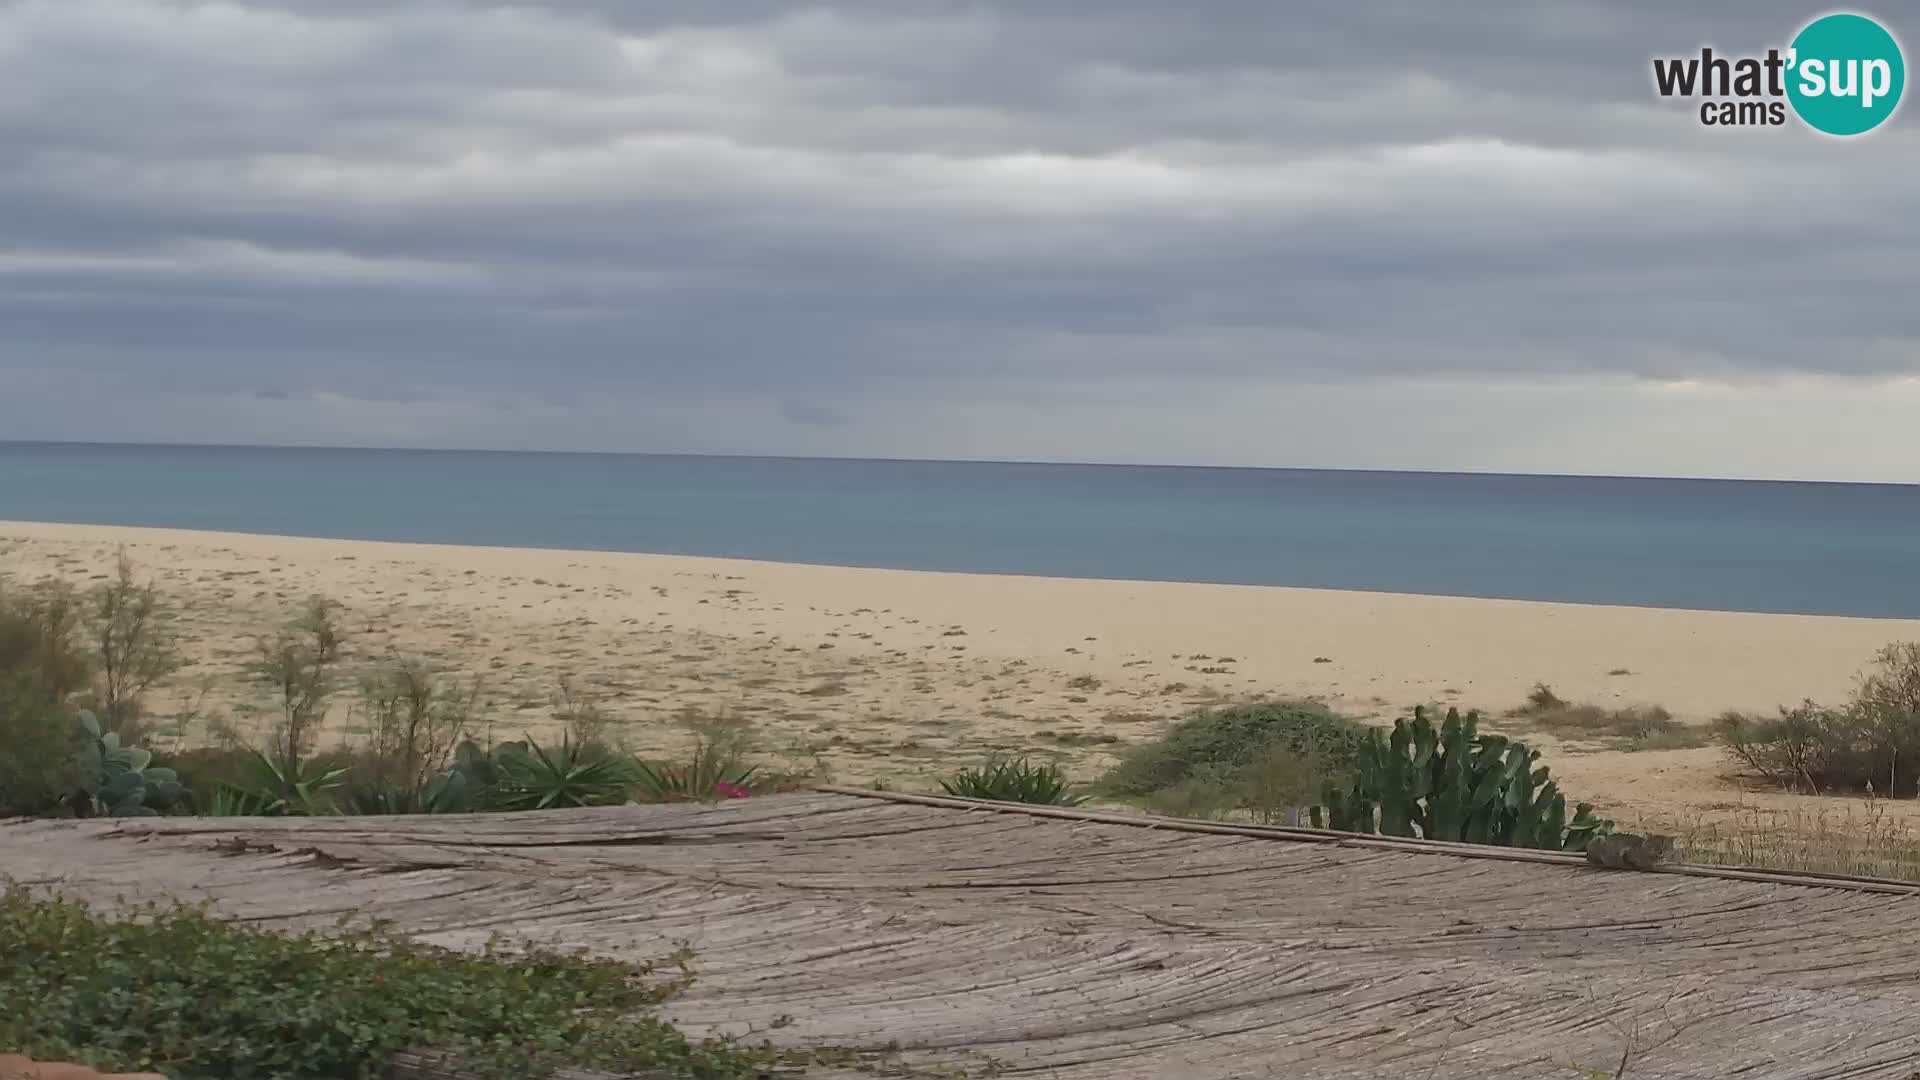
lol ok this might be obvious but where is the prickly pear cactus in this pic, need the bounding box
[74,709,189,817]
[1317,706,1613,851]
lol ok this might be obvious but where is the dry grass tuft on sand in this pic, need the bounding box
[1504,682,1710,752]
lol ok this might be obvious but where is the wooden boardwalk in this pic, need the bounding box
[6,790,1920,1080]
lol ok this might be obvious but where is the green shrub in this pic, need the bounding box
[1098,701,1371,817]
[1712,643,1920,796]
[1710,702,1842,791]
[354,657,479,796]
[1138,765,1240,820]
[0,579,92,703]
[158,746,264,801]
[1236,740,1345,824]
[0,676,91,818]
[0,885,775,1079]
[0,570,197,819]
[941,756,1086,805]
[249,596,345,761]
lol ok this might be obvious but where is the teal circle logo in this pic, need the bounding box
[1787,13,1905,135]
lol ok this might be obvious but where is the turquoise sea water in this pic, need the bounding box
[1,442,1917,618]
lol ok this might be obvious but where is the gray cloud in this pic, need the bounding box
[0,0,1916,477]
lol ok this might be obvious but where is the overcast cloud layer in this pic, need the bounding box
[2,1,1917,480]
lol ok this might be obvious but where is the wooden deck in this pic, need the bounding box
[6,790,1920,1080]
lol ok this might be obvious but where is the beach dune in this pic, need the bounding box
[4,520,1917,829]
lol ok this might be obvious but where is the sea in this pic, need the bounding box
[1,441,1916,619]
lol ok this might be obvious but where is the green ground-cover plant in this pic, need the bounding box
[0,884,778,1079]
[940,755,1086,805]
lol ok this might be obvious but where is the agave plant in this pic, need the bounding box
[196,784,277,818]
[343,768,476,816]
[230,748,349,816]
[630,747,761,804]
[486,736,635,811]
[940,756,1087,806]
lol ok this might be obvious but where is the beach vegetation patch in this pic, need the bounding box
[0,885,777,1080]
[0,570,194,818]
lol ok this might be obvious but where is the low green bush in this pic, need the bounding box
[1712,644,1920,795]
[0,885,775,1079]
[0,677,91,818]
[1098,701,1371,818]
[0,579,92,703]
[157,746,264,804]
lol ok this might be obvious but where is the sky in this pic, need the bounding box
[2,1,1917,482]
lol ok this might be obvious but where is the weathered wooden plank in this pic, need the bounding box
[8,792,1920,1079]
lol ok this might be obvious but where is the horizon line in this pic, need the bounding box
[1,438,1913,490]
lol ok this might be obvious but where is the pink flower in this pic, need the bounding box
[714,781,752,799]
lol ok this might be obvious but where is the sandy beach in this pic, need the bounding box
[5,519,1920,832]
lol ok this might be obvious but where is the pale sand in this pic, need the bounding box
[6,519,1920,831]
